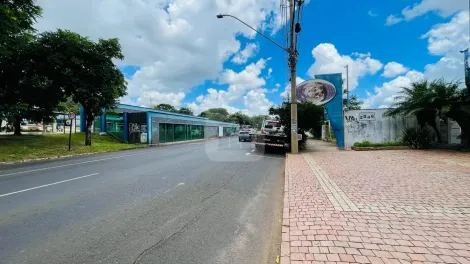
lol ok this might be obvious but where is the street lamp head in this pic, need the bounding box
[216,14,224,19]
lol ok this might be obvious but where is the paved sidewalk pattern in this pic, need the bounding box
[282,145,470,264]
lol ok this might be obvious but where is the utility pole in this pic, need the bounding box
[345,64,349,109]
[289,0,299,154]
[216,7,301,153]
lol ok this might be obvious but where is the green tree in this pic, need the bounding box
[385,79,470,147]
[269,102,324,139]
[153,103,177,112]
[177,107,193,115]
[0,33,65,135]
[199,108,230,121]
[250,115,267,130]
[343,89,363,110]
[0,0,42,56]
[57,96,80,114]
[35,30,127,145]
[228,112,251,126]
[0,1,46,135]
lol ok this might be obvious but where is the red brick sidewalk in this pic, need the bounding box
[281,142,470,264]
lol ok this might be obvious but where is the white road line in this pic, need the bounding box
[245,153,251,156]
[164,182,185,193]
[0,173,99,198]
[251,149,255,152]
[0,143,201,177]
[247,154,285,160]
[0,151,158,177]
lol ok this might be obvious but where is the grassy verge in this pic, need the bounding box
[0,133,146,163]
[353,140,406,147]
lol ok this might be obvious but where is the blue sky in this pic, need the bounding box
[36,0,468,115]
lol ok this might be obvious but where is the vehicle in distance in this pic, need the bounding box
[261,120,283,135]
[239,131,252,142]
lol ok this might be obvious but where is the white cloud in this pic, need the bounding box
[243,89,273,115]
[307,43,383,91]
[386,0,466,25]
[135,91,186,108]
[281,76,305,100]
[267,68,273,78]
[219,58,268,101]
[368,10,378,17]
[34,0,285,108]
[231,43,259,64]
[188,88,243,115]
[382,62,409,77]
[422,11,469,56]
[365,11,467,108]
[189,58,273,115]
[385,15,404,26]
[362,70,425,109]
[422,10,468,81]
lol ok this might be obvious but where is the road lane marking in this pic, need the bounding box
[0,139,233,177]
[251,149,255,152]
[0,143,203,177]
[246,154,284,160]
[164,182,185,193]
[245,153,251,156]
[0,151,159,177]
[0,173,99,198]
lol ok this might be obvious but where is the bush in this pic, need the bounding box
[402,127,431,149]
[353,140,405,147]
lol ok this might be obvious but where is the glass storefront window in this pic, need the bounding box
[159,123,167,143]
[158,123,206,143]
[175,124,187,141]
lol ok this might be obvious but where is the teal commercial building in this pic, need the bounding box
[80,104,239,144]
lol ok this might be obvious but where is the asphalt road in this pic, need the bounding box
[0,137,285,264]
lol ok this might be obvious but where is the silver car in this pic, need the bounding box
[238,131,251,142]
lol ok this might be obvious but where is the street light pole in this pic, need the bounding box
[289,0,299,154]
[216,12,299,153]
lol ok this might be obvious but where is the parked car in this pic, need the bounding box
[20,122,43,131]
[238,131,251,142]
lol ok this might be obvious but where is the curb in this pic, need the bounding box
[351,146,408,151]
[280,154,291,264]
[0,146,147,165]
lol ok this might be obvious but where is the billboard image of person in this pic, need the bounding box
[296,79,336,105]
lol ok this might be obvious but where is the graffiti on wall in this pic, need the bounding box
[129,123,140,133]
[344,112,377,137]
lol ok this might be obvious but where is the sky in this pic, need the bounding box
[34,0,470,115]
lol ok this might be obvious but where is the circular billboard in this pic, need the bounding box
[296,79,336,105]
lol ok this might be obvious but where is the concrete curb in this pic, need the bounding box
[280,154,291,264]
[0,136,237,165]
[351,146,408,151]
[0,146,147,165]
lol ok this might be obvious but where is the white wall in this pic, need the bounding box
[344,109,418,147]
[449,120,462,144]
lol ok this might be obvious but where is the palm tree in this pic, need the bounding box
[385,80,442,142]
[386,79,470,147]
[431,80,470,148]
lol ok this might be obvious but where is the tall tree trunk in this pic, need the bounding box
[428,120,441,143]
[85,114,94,146]
[14,116,21,136]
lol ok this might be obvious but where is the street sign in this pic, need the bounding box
[68,112,76,120]
[65,120,72,126]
